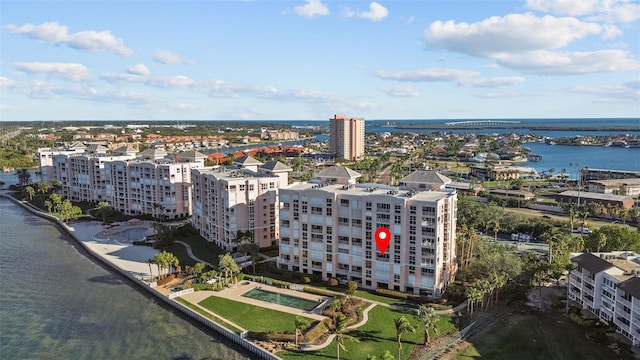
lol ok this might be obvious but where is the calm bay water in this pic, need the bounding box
[0,198,249,360]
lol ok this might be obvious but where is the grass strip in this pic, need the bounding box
[174,297,243,334]
[198,296,313,333]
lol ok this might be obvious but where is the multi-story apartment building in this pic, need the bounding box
[278,166,457,298]
[51,149,136,203]
[38,142,87,183]
[191,156,291,251]
[329,114,365,161]
[41,145,204,220]
[568,251,640,345]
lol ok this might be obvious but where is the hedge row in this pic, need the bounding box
[304,286,341,297]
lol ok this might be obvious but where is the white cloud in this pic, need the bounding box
[0,104,16,111]
[494,49,639,75]
[564,82,640,101]
[525,0,640,23]
[153,50,189,64]
[2,79,97,100]
[458,76,526,88]
[372,68,479,82]
[101,71,196,88]
[13,62,92,82]
[101,72,146,83]
[4,21,133,56]
[294,0,329,18]
[172,103,198,111]
[372,68,526,88]
[379,85,420,97]
[127,64,150,76]
[0,77,18,88]
[358,2,389,22]
[147,75,197,88]
[424,13,610,57]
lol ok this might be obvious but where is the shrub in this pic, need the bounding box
[346,280,358,295]
[328,278,339,287]
[301,276,311,284]
[375,288,409,299]
[304,320,329,343]
[304,286,340,297]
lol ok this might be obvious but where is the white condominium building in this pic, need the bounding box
[191,156,292,251]
[38,142,88,183]
[41,145,204,220]
[568,251,640,345]
[51,150,136,203]
[278,166,457,298]
[329,114,365,161]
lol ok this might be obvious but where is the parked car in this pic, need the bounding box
[577,227,592,234]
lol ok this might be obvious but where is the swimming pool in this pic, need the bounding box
[241,287,320,311]
[112,227,148,241]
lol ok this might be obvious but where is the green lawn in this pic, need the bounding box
[278,305,447,360]
[174,298,243,334]
[198,296,314,333]
[353,290,415,308]
[455,311,618,360]
[167,233,225,268]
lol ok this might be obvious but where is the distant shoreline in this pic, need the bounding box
[393,124,640,131]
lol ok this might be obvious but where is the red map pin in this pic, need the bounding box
[375,227,391,255]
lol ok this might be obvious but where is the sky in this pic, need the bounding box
[1,0,639,122]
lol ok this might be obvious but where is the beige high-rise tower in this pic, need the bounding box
[329,114,365,161]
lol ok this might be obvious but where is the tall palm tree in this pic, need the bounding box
[294,316,311,347]
[25,186,35,200]
[94,201,112,223]
[415,305,438,345]
[334,314,358,360]
[36,182,49,203]
[394,316,416,360]
[145,258,155,281]
[14,168,32,189]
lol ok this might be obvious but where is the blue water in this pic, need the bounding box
[524,142,639,175]
[0,197,249,360]
[113,227,148,241]
[241,287,319,311]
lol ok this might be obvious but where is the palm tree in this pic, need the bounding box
[51,179,61,194]
[94,201,112,223]
[146,258,156,281]
[36,182,49,203]
[394,316,416,360]
[14,168,32,189]
[334,314,358,360]
[25,185,35,200]
[44,199,53,213]
[294,316,311,347]
[415,305,438,345]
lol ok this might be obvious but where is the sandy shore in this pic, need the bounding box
[66,221,159,280]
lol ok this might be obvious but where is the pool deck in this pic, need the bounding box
[181,282,330,321]
[67,221,330,321]
[67,221,159,280]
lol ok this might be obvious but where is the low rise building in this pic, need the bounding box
[568,251,640,345]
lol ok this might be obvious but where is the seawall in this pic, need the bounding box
[1,193,282,360]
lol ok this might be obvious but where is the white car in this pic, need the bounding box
[577,227,592,234]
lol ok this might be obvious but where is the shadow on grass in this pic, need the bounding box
[348,329,385,343]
